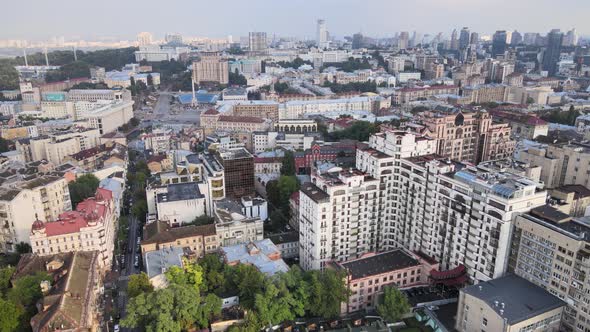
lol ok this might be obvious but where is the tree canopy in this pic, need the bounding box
[280,150,296,176]
[0,63,19,90]
[228,69,247,86]
[68,173,100,207]
[377,286,411,322]
[328,121,380,142]
[127,272,154,298]
[541,106,581,126]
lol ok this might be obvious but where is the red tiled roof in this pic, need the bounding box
[218,115,265,123]
[39,188,113,237]
[202,109,219,115]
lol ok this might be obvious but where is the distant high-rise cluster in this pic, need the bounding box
[137,31,153,46]
[316,19,329,49]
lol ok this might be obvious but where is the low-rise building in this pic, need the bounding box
[489,109,549,139]
[393,85,460,104]
[267,231,299,259]
[334,249,439,314]
[221,239,289,276]
[140,220,218,256]
[144,246,185,289]
[456,275,564,332]
[15,251,101,332]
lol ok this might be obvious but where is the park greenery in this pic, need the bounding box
[123,254,349,331]
[127,159,151,221]
[324,121,380,142]
[68,173,100,206]
[322,80,378,94]
[0,62,20,90]
[228,69,247,86]
[276,57,312,69]
[322,57,371,72]
[540,105,581,126]
[265,151,299,231]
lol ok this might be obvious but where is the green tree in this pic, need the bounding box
[0,137,11,153]
[68,173,100,206]
[122,284,220,331]
[0,266,15,296]
[307,269,349,318]
[0,63,19,90]
[254,279,302,326]
[199,254,226,294]
[131,199,148,220]
[227,264,265,309]
[165,262,204,292]
[190,215,215,226]
[228,69,247,86]
[227,312,262,332]
[377,286,411,322]
[127,272,154,298]
[15,242,31,255]
[0,298,22,332]
[147,74,154,86]
[280,150,296,176]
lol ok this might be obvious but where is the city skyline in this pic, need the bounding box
[2,0,589,41]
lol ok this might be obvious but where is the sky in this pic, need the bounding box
[2,0,589,41]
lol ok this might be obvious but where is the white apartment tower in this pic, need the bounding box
[317,19,328,49]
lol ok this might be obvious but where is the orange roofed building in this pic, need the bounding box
[29,188,117,270]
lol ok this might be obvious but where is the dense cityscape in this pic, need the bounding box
[0,4,590,332]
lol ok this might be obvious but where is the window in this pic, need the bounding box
[482,318,487,326]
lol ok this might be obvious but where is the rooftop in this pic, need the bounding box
[157,182,204,203]
[339,249,421,280]
[142,221,216,245]
[462,274,565,325]
[144,247,185,279]
[221,239,289,276]
[300,182,330,203]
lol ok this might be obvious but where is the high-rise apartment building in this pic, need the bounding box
[563,28,579,47]
[450,29,459,50]
[417,109,515,164]
[165,33,183,45]
[352,33,364,49]
[393,158,546,282]
[137,32,153,46]
[316,19,328,49]
[459,27,470,50]
[543,29,564,76]
[511,30,523,45]
[509,208,590,331]
[192,52,229,85]
[248,32,267,53]
[299,129,436,270]
[398,32,410,50]
[492,31,508,57]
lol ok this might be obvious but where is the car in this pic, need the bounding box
[134,257,139,268]
[114,324,120,332]
[136,237,141,245]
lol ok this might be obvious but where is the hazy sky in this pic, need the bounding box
[2,0,589,40]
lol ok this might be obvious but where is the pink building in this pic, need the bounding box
[30,188,116,270]
[334,249,438,314]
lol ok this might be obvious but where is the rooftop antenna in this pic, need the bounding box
[44,45,49,66]
[23,47,28,67]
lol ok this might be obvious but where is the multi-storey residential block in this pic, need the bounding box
[0,174,71,252]
[489,109,549,139]
[233,101,280,122]
[299,168,381,270]
[462,84,510,104]
[393,157,546,282]
[192,52,229,85]
[29,188,116,269]
[16,128,101,164]
[393,85,460,104]
[418,109,515,164]
[509,208,590,331]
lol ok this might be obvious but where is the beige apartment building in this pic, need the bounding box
[200,109,271,135]
[140,221,219,256]
[462,84,510,104]
[0,175,71,253]
[456,275,564,332]
[17,128,101,164]
[192,52,229,85]
[233,102,280,122]
[418,109,515,164]
[29,188,116,269]
[393,85,460,104]
[517,142,590,189]
[509,208,590,331]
